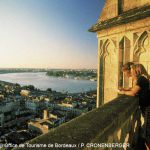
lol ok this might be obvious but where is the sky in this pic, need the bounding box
[0,0,105,69]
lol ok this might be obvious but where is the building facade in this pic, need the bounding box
[89,0,150,107]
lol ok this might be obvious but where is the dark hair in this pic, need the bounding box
[122,62,134,71]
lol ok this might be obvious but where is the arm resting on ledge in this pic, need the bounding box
[119,87,132,91]
[118,85,141,96]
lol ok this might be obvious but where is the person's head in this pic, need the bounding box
[122,62,134,78]
[131,64,149,78]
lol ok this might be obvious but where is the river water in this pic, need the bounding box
[0,72,96,93]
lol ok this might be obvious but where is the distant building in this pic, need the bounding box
[20,90,30,97]
[25,99,46,115]
[28,118,54,134]
[28,109,65,134]
[49,110,66,125]
[0,113,4,127]
[0,99,20,113]
[49,102,88,117]
[0,98,32,128]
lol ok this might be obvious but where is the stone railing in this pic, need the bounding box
[14,95,141,150]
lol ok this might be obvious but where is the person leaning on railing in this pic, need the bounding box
[118,63,150,114]
[118,63,150,149]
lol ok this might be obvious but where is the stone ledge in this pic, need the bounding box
[89,5,150,32]
[14,95,139,150]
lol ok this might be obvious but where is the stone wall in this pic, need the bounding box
[99,0,150,22]
[99,0,118,21]
[14,96,141,150]
[96,16,150,105]
[123,0,150,12]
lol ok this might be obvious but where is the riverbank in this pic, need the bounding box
[46,70,97,81]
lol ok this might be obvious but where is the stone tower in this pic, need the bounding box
[89,0,150,107]
[43,109,49,119]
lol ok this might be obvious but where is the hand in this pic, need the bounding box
[118,90,125,94]
[118,87,124,91]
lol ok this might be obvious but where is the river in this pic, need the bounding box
[0,72,96,93]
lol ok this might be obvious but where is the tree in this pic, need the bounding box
[47,88,52,92]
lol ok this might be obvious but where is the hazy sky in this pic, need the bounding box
[0,0,105,69]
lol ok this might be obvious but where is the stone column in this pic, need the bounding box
[96,38,105,107]
[96,38,101,108]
